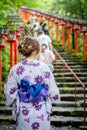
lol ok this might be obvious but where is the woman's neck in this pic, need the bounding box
[25,52,37,60]
[25,56,35,61]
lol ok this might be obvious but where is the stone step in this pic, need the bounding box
[57,62,82,66]
[0,101,77,107]
[0,99,86,108]
[0,100,80,108]
[53,101,79,107]
[53,99,87,107]
[60,94,86,101]
[79,126,87,130]
[59,87,87,94]
[0,115,15,124]
[53,62,87,68]
[55,77,87,82]
[52,106,87,117]
[56,82,87,87]
[0,106,86,117]
[53,69,87,73]
[0,101,5,106]
[0,114,86,128]
[51,116,87,127]
[55,59,87,64]
[54,72,87,76]
[0,107,12,115]
[53,61,82,66]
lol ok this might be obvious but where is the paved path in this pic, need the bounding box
[0,125,81,130]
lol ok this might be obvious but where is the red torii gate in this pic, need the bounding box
[0,7,87,92]
[0,28,22,93]
[20,6,87,60]
[0,7,86,127]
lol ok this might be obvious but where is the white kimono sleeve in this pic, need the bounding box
[42,64,60,113]
[43,64,60,103]
[4,67,18,106]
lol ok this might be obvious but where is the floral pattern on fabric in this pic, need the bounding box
[44,72,51,79]
[53,95,59,100]
[33,62,40,67]
[24,118,30,123]
[37,114,44,121]
[31,122,40,130]
[22,108,29,116]
[9,87,17,95]
[33,103,42,111]
[16,65,25,75]
[22,60,28,65]
[4,59,60,130]
[34,75,43,83]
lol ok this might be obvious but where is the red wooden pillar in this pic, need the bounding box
[50,18,54,39]
[62,26,65,47]
[68,28,71,52]
[10,42,14,67]
[24,10,28,21]
[61,21,66,47]
[27,11,31,20]
[74,31,79,56]
[83,32,86,60]
[0,35,7,93]
[14,40,18,65]
[81,26,87,60]
[73,24,80,56]
[6,30,17,68]
[47,17,51,31]
[54,20,59,44]
[24,10,29,21]
[66,23,72,53]
[20,9,28,22]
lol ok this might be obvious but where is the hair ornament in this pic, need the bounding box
[28,45,32,49]
[21,44,24,48]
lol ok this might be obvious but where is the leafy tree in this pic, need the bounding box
[50,0,87,20]
[0,0,47,26]
[0,0,48,93]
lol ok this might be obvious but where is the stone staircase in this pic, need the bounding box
[0,48,87,129]
[51,48,87,129]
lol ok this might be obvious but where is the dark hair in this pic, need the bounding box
[41,44,47,48]
[27,21,30,24]
[18,36,40,57]
[37,28,44,35]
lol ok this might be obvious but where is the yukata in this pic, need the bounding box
[37,34,52,50]
[4,59,60,130]
[23,24,34,37]
[39,49,55,72]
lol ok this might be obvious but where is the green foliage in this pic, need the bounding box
[0,0,46,27]
[49,0,87,20]
[2,43,10,85]
[0,93,4,101]
[1,0,87,91]
[0,0,48,88]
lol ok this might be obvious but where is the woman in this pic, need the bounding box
[4,36,60,130]
[39,44,55,72]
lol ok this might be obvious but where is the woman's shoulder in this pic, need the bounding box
[10,61,23,71]
[37,60,50,70]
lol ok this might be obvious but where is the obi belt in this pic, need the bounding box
[18,78,48,103]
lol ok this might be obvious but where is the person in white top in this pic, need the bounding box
[37,29,53,51]
[32,18,40,33]
[39,44,55,72]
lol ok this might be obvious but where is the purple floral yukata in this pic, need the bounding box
[4,59,60,130]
